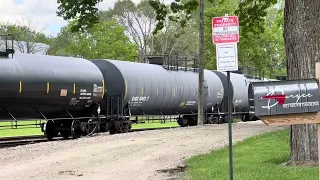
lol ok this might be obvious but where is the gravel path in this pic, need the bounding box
[0,121,287,180]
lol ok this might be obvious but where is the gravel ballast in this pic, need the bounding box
[0,121,287,180]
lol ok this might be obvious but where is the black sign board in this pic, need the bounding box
[249,79,320,117]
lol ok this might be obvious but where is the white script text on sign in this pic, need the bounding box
[216,43,238,71]
[212,16,239,44]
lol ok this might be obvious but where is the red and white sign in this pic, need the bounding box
[212,16,239,44]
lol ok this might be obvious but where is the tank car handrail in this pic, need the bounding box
[1,107,16,121]
[0,34,15,58]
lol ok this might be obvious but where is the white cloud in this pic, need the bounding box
[0,0,174,37]
[0,0,67,36]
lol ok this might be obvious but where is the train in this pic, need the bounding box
[0,35,275,140]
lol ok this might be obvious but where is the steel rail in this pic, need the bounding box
[0,126,181,149]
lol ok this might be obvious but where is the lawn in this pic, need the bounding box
[0,120,45,137]
[0,119,179,137]
[131,121,179,129]
[184,128,318,180]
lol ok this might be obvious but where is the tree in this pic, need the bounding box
[283,0,319,165]
[148,0,199,57]
[0,19,50,54]
[57,0,103,32]
[151,22,199,56]
[99,0,155,58]
[98,0,201,60]
[48,19,138,61]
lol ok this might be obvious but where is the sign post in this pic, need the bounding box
[212,14,239,180]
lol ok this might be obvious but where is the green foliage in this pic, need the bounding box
[0,23,49,44]
[152,22,199,56]
[48,19,138,61]
[149,2,199,57]
[56,0,277,37]
[235,0,278,37]
[98,0,201,59]
[185,129,318,180]
[149,0,200,34]
[149,0,228,34]
[202,0,285,78]
[0,22,51,54]
[99,0,156,57]
[57,0,103,33]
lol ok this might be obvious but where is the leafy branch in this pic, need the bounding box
[57,0,103,32]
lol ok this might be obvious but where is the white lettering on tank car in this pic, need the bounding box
[92,84,103,97]
[129,96,150,107]
[80,92,92,96]
[131,96,150,102]
[234,100,243,104]
[69,98,79,105]
[79,97,91,100]
[85,100,92,107]
[186,101,196,106]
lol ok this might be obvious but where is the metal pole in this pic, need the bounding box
[198,0,204,125]
[227,71,233,180]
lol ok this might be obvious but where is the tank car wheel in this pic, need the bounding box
[44,120,55,141]
[203,117,208,124]
[207,116,219,124]
[128,121,132,130]
[241,115,246,122]
[221,116,229,124]
[71,120,81,139]
[177,118,188,127]
[60,131,70,139]
[100,123,109,132]
[109,120,117,134]
[121,120,131,133]
[243,114,252,122]
[251,116,260,121]
[188,118,197,126]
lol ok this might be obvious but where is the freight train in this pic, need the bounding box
[0,35,272,140]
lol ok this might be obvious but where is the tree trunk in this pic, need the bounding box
[284,0,320,165]
[197,0,204,125]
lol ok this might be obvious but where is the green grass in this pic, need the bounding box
[131,121,179,129]
[0,120,44,137]
[0,119,179,137]
[0,128,43,137]
[184,128,318,180]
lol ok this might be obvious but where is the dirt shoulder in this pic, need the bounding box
[0,121,287,180]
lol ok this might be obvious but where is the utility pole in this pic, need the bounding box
[198,0,205,125]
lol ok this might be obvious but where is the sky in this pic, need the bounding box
[0,0,173,37]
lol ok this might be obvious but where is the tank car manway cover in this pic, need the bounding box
[249,79,320,126]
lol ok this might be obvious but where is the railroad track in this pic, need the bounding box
[0,135,49,149]
[129,126,180,132]
[0,126,180,149]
